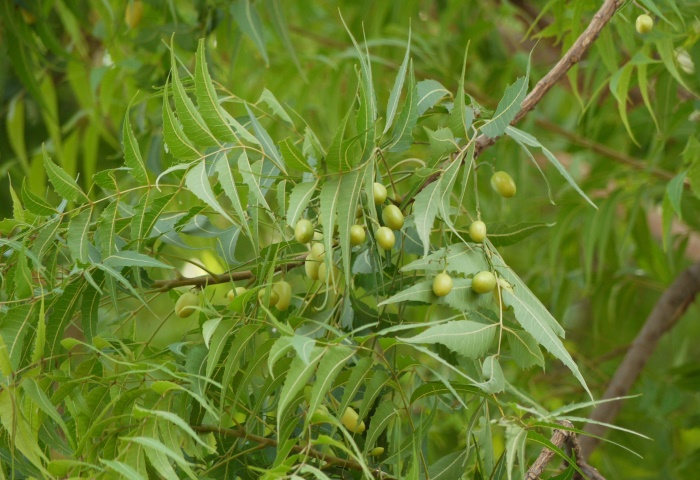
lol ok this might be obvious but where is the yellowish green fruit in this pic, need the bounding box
[258,288,279,307]
[490,171,517,198]
[318,262,340,284]
[375,226,395,250]
[350,225,366,246]
[432,272,453,297]
[273,280,292,311]
[125,0,144,28]
[369,447,385,456]
[174,291,199,318]
[472,271,497,294]
[355,206,364,218]
[382,205,404,230]
[469,220,487,243]
[373,182,387,205]
[340,407,366,434]
[226,286,248,301]
[305,243,325,280]
[295,219,314,244]
[636,14,653,34]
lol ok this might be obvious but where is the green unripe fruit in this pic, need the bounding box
[174,291,199,318]
[472,271,497,294]
[382,205,404,230]
[294,219,315,244]
[369,447,385,456]
[318,262,340,284]
[373,182,387,205]
[469,220,487,243]
[375,226,395,251]
[305,243,325,280]
[340,407,366,434]
[350,225,366,245]
[432,272,453,297]
[258,288,279,307]
[273,280,292,311]
[490,171,517,198]
[226,286,248,301]
[636,14,653,34]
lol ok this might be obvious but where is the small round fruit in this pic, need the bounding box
[636,14,653,34]
[273,280,292,311]
[174,291,199,318]
[355,206,364,218]
[340,407,366,434]
[382,205,404,230]
[472,271,497,294]
[258,288,279,307]
[305,243,325,280]
[375,226,395,251]
[373,182,387,205]
[125,0,144,28]
[469,220,487,243]
[490,171,517,198]
[226,286,248,301]
[294,219,315,244]
[432,272,453,297]
[318,262,340,284]
[350,225,366,246]
[369,447,385,456]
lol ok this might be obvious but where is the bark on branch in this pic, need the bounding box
[580,262,700,458]
[526,421,605,480]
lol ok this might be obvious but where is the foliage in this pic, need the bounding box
[1,1,700,479]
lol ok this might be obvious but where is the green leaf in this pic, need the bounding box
[162,80,200,161]
[67,208,92,265]
[264,0,304,78]
[506,330,545,368]
[486,222,553,247]
[133,406,214,453]
[81,275,102,344]
[215,153,253,241]
[244,102,284,168]
[170,43,217,148]
[609,63,638,144]
[384,28,411,134]
[666,171,686,218]
[325,109,351,172]
[13,248,34,299]
[238,151,271,211]
[46,278,87,355]
[506,126,596,209]
[0,388,49,473]
[388,61,417,153]
[319,178,341,276]
[127,436,196,479]
[231,0,269,66]
[122,110,149,184]
[413,177,443,256]
[356,67,377,162]
[480,355,505,394]
[43,147,88,203]
[287,180,317,227]
[480,76,528,138]
[21,178,55,216]
[7,94,29,173]
[21,378,75,448]
[448,43,472,140]
[280,138,314,173]
[364,402,397,452]
[185,159,235,224]
[194,39,237,143]
[103,251,173,269]
[258,88,293,125]
[402,243,489,275]
[337,168,365,285]
[340,12,377,129]
[306,345,354,430]
[400,320,496,359]
[100,459,147,480]
[277,347,324,425]
[416,79,450,116]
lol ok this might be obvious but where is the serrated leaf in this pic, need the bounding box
[194,39,237,143]
[130,192,175,246]
[426,127,459,166]
[122,111,149,184]
[170,44,217,148]
[480,76,528,138]
[506,126,596,209]
[449,43,472,140]
[46,278,87,355]
[356,67,376,162]
[388,61,417,153]
[231,0,269,66]
[7,94,28,172]
[416,79,450,116]
[337,168,365,285]
[506,330,544,369]
[21,178,55,216]
[364,402,397,452]
[244,101,284,169]
[12,248,33,299]
[127,436,196,478]
[238,151,271,211]
[666,171,686,218]
[319,178,341,276]
[103,251,173,269]
[486,222,553,247]
[307,346,354,430]
[400,320,496,359]
[277,347,324,428]
[215,153,253,241]
[340,12,377,129]
[162,80,200,160]
[44,147,88,203]
[286,180,317,227]
[258,88,293,125]
[22,377,75,448]
[280,138,314,173]
[0,387,49,473]
[402,243,488,275]
[413,178,443,256]
[67,208,92,265]
[609,62,638,144]
[384,28,411,134]
[100,459,147,480]
[185,160,235,224]
[480,355,505,394]
[325,108,351,172]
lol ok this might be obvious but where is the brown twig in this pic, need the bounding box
[191,425,392,479]
[417,0,625,194]
[580,262,700,458]
[526,421,605,480]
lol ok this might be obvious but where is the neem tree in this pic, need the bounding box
[1,1,699,478]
